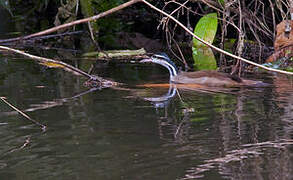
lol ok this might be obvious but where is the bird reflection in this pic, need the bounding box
[140,83,193,143]
[143,84,177,109]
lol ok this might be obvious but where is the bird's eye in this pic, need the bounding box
[152,54,168,61]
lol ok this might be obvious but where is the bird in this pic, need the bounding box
[140,54,265,87]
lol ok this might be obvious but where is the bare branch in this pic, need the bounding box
[0,0,142,43]
[0,97,46,131]
[142,0,293,75]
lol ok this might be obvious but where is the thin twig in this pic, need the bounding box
[0,97,46,131]
[268,0,276,39]
[6,137,31,154]
[142,0,293,76]
[163,0,189,67]
[1,0,290,76]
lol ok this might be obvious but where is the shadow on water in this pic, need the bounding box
[0,56,293,180]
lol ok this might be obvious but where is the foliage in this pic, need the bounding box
[192,13,218,70]
[0,0,12,15]
[91,0,126,46]
[192,47,217,70]
[79,0,98,33]
[93,0,124,11]
[192,13,218,48]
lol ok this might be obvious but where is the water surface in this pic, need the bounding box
[0,58,293,180]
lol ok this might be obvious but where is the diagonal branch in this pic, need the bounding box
[0,97,46,131]
[0,0,142,43]
[0,45,98,80]
[141,0,293,76]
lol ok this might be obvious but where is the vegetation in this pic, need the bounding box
[0,3,293,178]
[1,0,293,75]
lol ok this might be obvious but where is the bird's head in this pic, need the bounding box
[140,53,179,78]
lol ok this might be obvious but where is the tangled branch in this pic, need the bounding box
[1,0,293,75]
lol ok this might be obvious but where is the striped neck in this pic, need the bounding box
[151,54,179,80]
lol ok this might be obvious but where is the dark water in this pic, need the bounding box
[0,57,293,180]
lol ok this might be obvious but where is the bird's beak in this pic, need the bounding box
[140,58,153,63]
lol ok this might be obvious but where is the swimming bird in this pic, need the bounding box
[140,54,264,87]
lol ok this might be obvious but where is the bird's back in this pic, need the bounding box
[172,70,262,87]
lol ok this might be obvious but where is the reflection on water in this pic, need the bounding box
[0,59,293,180]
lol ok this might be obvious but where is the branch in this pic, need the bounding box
[0,0,141,43]
[141,0,293,76]
[0,97,46,131]
[0,45,97,80]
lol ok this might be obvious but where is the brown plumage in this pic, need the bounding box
[172,70,262,87]
[140,55,265,87]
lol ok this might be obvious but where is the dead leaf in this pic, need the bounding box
[39,62,65,68]
[266,20,293,62]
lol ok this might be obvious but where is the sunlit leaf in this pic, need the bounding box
[193,13,218,48]
[39,62,65,68]
[193,47,217,70]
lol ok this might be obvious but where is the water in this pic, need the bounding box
[0,57,293,180]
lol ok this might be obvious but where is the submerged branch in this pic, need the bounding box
[0,87,100,117]
[0,97,46,131]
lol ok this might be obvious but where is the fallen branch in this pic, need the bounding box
[2,0,291,75]
[83,48,148,60]
[0,45,98,80]
[0,97,46,131]
[0,0,141,43]
[141,0,293,76]
[0,45,122,87]
[0,87,100,117]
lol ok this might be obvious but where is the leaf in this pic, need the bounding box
[39,62,64,68]
[0,0,12,16]
[192,47,217,70]
[193,13,218,48]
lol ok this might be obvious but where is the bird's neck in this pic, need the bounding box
[159,61,178,81]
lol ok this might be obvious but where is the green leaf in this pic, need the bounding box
[193,13,218,48]
[192,47,217,70]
